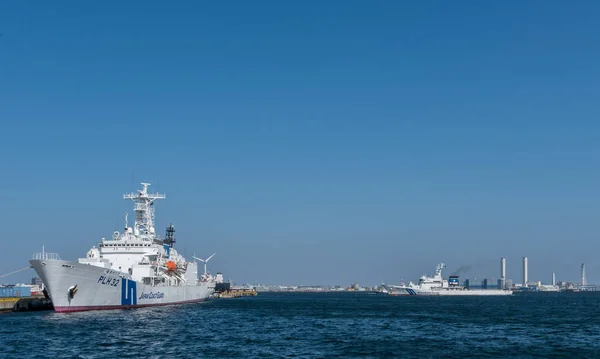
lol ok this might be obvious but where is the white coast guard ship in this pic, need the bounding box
[385,263,513,296]
[30,183,219,313]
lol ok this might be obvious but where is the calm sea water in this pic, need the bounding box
[1,292,599,358]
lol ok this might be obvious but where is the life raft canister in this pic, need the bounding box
[166,261,177,272]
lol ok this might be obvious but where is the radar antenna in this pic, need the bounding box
[123,183,165,237]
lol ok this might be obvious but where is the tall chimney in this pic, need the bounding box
[500,258,507,289]
[523,257,528,287]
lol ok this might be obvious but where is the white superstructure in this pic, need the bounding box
[385,263,513,296]
[30,183,220,313]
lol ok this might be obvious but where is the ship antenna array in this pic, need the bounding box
[123,183,166,237]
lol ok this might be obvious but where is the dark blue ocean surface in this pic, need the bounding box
[1,292,600,358]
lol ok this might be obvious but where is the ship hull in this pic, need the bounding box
[30,259,214,313]
[432,289,513,296]
[386,286,513,296]
[385,287,421,296]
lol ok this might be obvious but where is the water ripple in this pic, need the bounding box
[1,292,599,358]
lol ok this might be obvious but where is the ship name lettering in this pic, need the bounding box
[138,292,165,300]
[97,275,119,287]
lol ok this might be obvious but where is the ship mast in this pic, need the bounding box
[123,183,166,238]
[435,263,446,277]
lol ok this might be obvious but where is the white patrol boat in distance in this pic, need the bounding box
[30,183,220,313]
[385,263,513,296]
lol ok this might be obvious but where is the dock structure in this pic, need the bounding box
[0,296,53,313]
[213,288,257,298]
[0,297,18,312]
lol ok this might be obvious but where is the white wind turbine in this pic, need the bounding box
[193,253,216,276]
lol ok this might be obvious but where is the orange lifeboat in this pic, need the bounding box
[166,261,177,272]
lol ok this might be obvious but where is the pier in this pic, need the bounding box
[0,297,53,313]
[213,288,258,298]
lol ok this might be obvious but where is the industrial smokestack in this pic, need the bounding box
[581,263,587,286]
[523,257,528,287]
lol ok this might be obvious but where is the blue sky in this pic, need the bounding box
[1,1,599,286]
